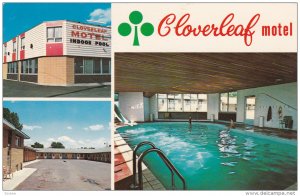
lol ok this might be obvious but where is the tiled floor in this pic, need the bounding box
[114,131,166,190]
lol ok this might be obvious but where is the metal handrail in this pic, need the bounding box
[132,141,157,189]
[137,148,187,190]
[260,93,297,111]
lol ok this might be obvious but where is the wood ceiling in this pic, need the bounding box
[115,53,297,97]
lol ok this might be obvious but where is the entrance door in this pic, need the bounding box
[245,96,256,125]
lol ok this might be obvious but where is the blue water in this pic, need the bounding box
[117,122,297,190]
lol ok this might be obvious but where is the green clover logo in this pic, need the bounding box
[118,11,154,46]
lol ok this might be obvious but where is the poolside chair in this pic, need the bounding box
[3,166,13,180]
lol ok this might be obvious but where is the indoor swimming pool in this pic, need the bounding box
[117,122,297,190]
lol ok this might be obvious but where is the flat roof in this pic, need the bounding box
[3,118,30,139]
[35,147,111,154]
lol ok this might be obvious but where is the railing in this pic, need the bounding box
[131,141,186,190]
[259,93,297,111]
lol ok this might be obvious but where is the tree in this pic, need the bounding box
[31,142,44,148]
[3,108,23,130]
[51,142,65,149]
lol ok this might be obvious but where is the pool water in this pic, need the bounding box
[117,122,297,190]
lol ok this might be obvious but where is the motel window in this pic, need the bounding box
[102,58,110,74]
[94,59,101,74]
[220,92,237,112]
[21,59,38,74]
[47,27,62,42]
[84,59,94,74]
[8,62,18,74]
[15,136,21,147]
[158,94,207,112]
[13,42,16,52]
[75,57,84,73]
[21,38,25,50]
[4,45,7,55]
[75,57,111,75]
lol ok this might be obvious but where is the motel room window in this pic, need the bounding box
[75,57,111,75]
[8,62,18,74]
[47,27,62,42]
[4,45,7,55]
[220,92,237,112]
[21,37,25,50]
[21,59,38,74]
[13,42,16,52]
[15,136,21,147]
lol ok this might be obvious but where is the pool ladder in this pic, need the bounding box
[131,141,186,190]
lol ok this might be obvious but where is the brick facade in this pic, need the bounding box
[36,151,111,163]
[3,121,29,173]
[2,63,7,79]
[23,147,36,162]
[10,148,24,172]
[3,147,8,170]
[38,56,74,86]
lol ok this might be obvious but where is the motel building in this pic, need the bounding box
[2,20,111,86]
[3,119,33,174]
[35,147,111,163]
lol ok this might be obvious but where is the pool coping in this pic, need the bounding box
[114,125,166,190]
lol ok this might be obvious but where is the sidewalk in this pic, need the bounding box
[23,159,40,167]
[3,168,37,190]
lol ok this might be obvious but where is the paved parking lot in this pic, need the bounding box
[15,160,111,191]
[3,80,111,98]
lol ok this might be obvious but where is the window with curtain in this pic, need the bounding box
[47,27,62,42]
[13,42,16,52]
[21,37,25,50]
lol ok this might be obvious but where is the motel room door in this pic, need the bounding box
[245,96,256,125]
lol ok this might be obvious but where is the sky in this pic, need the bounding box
[3,101,111,149]
[3,3,111,42]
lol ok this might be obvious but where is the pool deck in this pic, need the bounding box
[114,128,166,190]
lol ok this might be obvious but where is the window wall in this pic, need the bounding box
[21,59,38,74]
[75,57,111,75]
[47,27,62,42]
[158,94,207,112]
[220,92,237,112]
[8,62,18,73]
